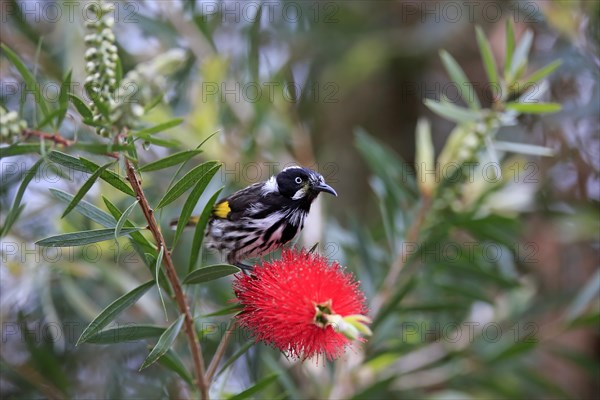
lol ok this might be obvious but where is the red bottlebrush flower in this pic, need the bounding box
[233,249,370,362]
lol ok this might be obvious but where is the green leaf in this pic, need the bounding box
[68,93,94,121]
[45,151,135,196]
[0,143,41,159]
[439,50,480,110]
[158,349,194,386]
[493,141,555,157]
[372,278,416,329]
[1,43,49,118]
[79,157,136,196]
[565,270,600,323]
[229,373,279,400]
[475,26,499,87]
[183,264,240,285]
[76,280,155,345]
[36,227,142,247]
[201,304,243,318]
[114,200,139,241]
[143,93,164,113]
[47,150,87,171]
[189,187,224,272]
[139,149,203,172]
[57,70,72,127]
[156,161,221,209]
[1,158,43,237]
[139,314,185,370]
[86,325,165,344]
[135,135,181,148]
[102,196,156,252]
[154,246,168,320]
[71,142,133,155]
[424,98,483,123]
[523,60,562,85]
[504,19,515,79]
[509,29,533,80]
[62,162,113,218]
[173,162,221,247]
[505,102,561,114]
[35,106,68,130]
[216,341,255,378]
[133,118,184,137]
[50,189,117,227]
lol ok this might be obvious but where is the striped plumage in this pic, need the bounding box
[205,166,337,267]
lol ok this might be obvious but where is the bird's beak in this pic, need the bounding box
[312,182,338,197]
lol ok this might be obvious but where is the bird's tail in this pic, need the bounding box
[169,216,200,230]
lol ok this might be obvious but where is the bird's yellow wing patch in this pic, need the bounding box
[213,201,231,218]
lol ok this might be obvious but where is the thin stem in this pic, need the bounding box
[371,196,432,316]
[23,128,73,146]
[206,320,236,382]
[124,157,209,399]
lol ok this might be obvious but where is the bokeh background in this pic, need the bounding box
[1,0,599,398]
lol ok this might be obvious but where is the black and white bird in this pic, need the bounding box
[192,166,337,269]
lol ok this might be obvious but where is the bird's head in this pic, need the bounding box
[272,166,337,201]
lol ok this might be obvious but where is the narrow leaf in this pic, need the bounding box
[1,158,43,236]
[439,50,480,109]
[76,280,155,345]
[173,162,221,247]
[102,196,156,253]
[1,43,49,118]
[216,341,254,378]
[509,29,534,80]
[189,187,224,271]
[57,70,72,127]
[565,270,600,323]
[139,314,185,370]
[424,98,483,123]
[135,135,181,148]
[36,227,142,247]
[133,118,184,137]
[0,143,41,159]
[523,60,562,85]
[79,157,136,196]
[62,162,113,218]
[86,325,165,344]
[158,349,194,386]
[71,143,133,154]
[183,264,240,285]
[68,93,94,121]
[229,373,279,400]
[114,200,139,241]
[201,304,243,318]
[139,149,203,172]
[505,102,561,114]
[504,19,515,78]
[154,246,168,320]
[50,189,116,227]
[35,106,68,130]
[475,26,499,87]
[494,141,556,157]
[156,161,221,209]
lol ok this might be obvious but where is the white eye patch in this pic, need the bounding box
[295,177,302,184]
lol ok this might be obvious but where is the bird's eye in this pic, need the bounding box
[295,177,303,184]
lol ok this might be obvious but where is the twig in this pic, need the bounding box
[206,320,236,382]
[23,128,73,146]
[124,157,209,399]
